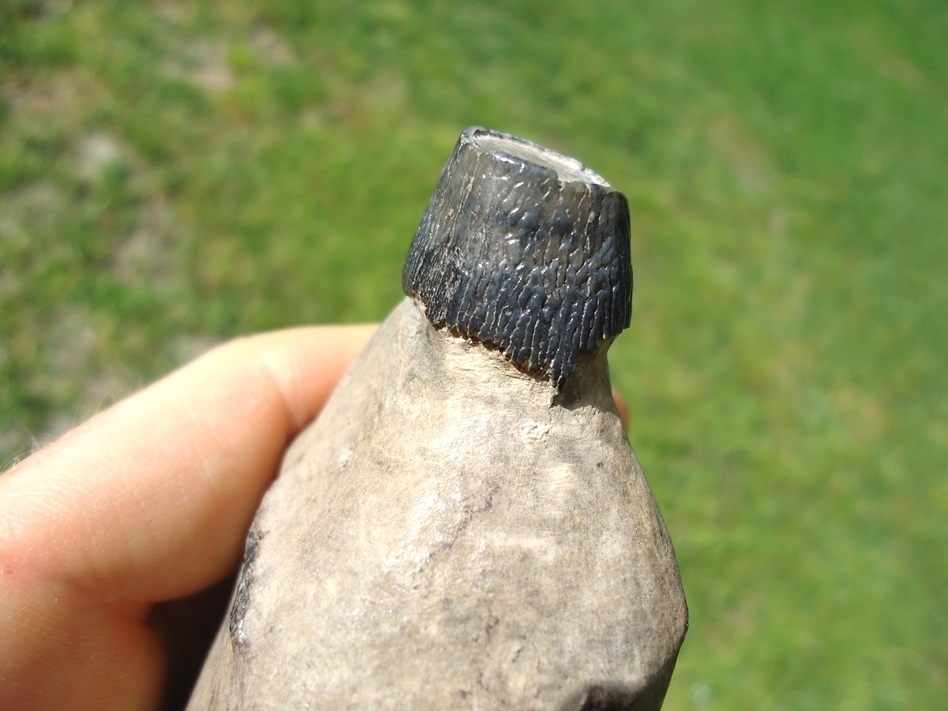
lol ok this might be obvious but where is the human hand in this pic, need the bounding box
[0,324,630,710]
[0,325,376,710]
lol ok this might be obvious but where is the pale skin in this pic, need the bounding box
[0,325,629,710]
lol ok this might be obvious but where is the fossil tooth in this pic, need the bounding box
[187,127,687,711]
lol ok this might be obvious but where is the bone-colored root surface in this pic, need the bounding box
[188,298,687,710]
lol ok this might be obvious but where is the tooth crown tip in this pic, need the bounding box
[403,127,633,390]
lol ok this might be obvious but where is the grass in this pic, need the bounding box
[2,1,946,708]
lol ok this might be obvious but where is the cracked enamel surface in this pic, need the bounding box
[403,127,632,392]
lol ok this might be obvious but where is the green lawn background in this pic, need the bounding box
[2,1,945,708]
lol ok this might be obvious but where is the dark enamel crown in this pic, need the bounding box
[403,127,632,391]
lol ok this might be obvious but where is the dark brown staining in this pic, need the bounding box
[562,683,643,711]
[403,127,632,391]
[229,529,262,647]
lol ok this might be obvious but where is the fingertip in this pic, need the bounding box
[612,387,630,430]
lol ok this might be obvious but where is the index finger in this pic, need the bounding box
[0,324,376,603]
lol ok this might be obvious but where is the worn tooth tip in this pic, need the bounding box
[403,127,632,389]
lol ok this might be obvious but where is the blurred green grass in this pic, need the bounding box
[1,1,945,708]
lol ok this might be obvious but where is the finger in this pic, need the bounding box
[0,577,161,711]
[612,387,630,429]
[0,324,376,604]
